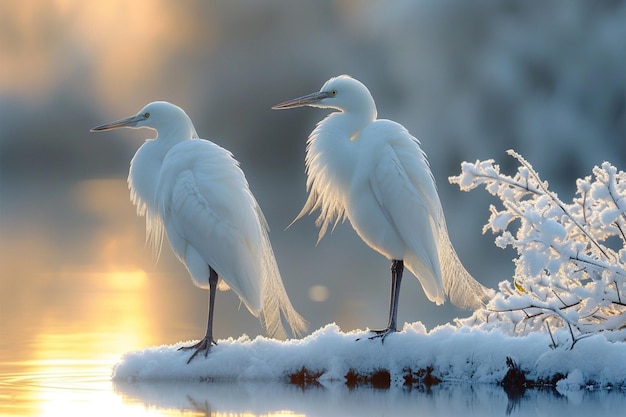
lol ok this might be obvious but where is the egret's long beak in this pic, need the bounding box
[90,113,147,132]
[272,91,333,110]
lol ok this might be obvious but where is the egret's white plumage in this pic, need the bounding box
[92,101,306,361]
[274,75,492,339]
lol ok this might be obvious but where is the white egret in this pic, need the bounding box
[91,101,306,362]
[273,75,492,341]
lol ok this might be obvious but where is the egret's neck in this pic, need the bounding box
[155,120,198,147]
[307,108,374,196]
[325,106,376,142]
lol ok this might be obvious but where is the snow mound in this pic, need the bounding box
[112,323,626,389]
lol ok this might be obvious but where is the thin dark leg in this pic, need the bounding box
[179,267,219,363]
[387,259,404,331]
[365,259,404,343]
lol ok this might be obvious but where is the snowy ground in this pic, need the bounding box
[112,322,626,393]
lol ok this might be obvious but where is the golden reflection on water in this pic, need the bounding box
[0,179,304,416]
[0,268,160,416]
[1,180,174,415]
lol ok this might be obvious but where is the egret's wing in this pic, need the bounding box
[157,139,306,337]
[371,121,492,309]
[157,139,262,312]
[365,121,445,304]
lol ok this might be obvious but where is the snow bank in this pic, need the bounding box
[112,323,626,390]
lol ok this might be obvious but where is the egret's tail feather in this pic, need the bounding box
[260,249,308,339]
[257,211,308,339]
[439,227,494,310]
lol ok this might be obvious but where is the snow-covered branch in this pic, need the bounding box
[450,150,626,348]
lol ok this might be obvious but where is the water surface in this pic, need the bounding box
[3,355,625,417]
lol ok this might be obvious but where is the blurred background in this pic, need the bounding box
[1,0,624,362]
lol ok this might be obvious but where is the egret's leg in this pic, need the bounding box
[179,267,218,363]
[366,259,404,343]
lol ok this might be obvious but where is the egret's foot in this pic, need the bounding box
[178,337,217,364]
[356,328,397,343]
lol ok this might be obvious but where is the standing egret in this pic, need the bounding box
[273,75,492,341]
[91,101,306,362]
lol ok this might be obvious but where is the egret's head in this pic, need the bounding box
[272,75,376,116]
[91,101,192,134]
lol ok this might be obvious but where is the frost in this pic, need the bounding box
[450,150,626,348]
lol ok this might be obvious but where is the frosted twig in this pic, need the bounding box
[452,150,626,347]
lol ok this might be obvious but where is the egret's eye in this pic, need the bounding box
[331,90,337,96]
[144,112,150,118]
